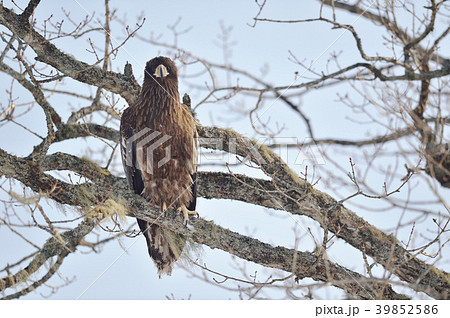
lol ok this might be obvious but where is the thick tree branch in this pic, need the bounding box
[425,149,450,188]
[1,128,448,298]
[3,119,447,298]
[0,7,140,105]
[20,0,41,21]
[197,127,450,299]
[0,149,409,299]
[53,123,119,144]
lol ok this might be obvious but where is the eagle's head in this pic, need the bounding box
[144,56,178,85]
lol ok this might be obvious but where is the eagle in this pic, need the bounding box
[120,56,198,275]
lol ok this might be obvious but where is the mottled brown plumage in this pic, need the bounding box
[120,56,198,276]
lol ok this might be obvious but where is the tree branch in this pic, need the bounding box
[0,214,101,295]
[20,0,41,21]
[1,126,448,298]
[0,7,141,105]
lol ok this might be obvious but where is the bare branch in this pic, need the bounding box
[0,7,141,105]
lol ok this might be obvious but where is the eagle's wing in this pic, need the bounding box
[120,124,144,195]
[120,115,186,276]
[119,122,152,257]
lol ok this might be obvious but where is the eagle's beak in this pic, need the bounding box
[154,64,169,80]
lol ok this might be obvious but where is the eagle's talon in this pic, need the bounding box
[178,205,197,225]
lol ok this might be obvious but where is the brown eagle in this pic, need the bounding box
[120,56,198,275]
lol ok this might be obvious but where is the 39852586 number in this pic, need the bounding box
[375,304,438,315]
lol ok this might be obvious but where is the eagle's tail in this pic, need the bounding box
[137,219,186,277]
